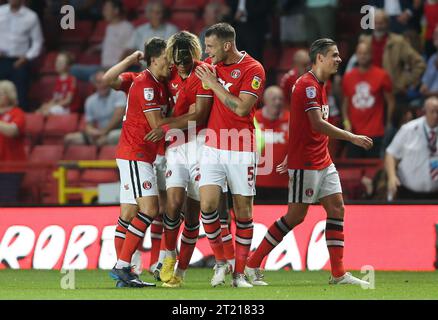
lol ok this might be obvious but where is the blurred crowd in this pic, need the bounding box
[0,0,438,204]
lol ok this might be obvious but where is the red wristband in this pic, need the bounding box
[161,124,170,133]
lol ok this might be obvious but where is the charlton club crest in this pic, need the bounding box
[231,69,241,79]
[144,88,154,101]
[143,181,152,190]
[305,188,314,197]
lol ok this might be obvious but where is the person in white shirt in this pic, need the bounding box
[0,0,43,111]
[70,0,134,81]
[385,96,438,200]
[123,0,178,58]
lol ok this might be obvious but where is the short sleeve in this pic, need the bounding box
[386,125,409,159]
[113,90,127,109]
[132,81,162,113]
[381,70,392,93]
[119,72,137,94]
[239,65,266,99]
[296,80,322,112]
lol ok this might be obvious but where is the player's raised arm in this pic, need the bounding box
[102,51,144,90]
[307,108,373,150]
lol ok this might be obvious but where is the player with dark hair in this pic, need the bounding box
[102,37,170,287]
[246,38,372,286]
[193,22,266,288]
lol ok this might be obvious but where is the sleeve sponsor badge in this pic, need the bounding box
[251,76,262,90]
[144,88,154,101]
[306,86,317,99]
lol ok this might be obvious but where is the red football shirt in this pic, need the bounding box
[167,61,213,144]
[280,68,299,105]
[342,66,392,137]
[206,52,266,152]
[288,71,332,170]
[53,75,81,112]
[0,107,26,171]
[255,109,289,188]
[115,69,169,163]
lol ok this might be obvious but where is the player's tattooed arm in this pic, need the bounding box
[103,51,144,90]
[195,65,255,116]
[224,97,239,112]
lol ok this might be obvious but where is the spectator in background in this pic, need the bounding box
[226,0,271,63]
[279,49,310,103]
[64,70,125,147]
[342,42,395,158]
[36,52,81,115]
[385,97,438,200]
[0,80,26,203]
[0,0,43,111]
[124,0,178,57]
[424,0,438,58]
[369,0,414,34]
[199,1,229,59]
[305,0,337,43]
[255,86,289,202]
[68,0,102,20]
[278,0,307,44]
[70,0,134,81]
[421,26,438,100]
[358,10,425,104]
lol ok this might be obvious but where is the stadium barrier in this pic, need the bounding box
[1,205,437,271]
[53,160,117,204]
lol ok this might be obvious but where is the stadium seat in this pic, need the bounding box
[77,51,101,65]
[132,17,149,27]
[338,168,365,200]
[25,113,45,147]
[170,11,197,31]
[21,145,64,203]
[98,145,117,159]
[42,114,80,145]
[89,21,108,44]
[263,47,280,72]
[28,76,58,110]
[63,145,98,161]
[39,51,59,75]
[63,145,98,184]
[172,0,207,11]
[59,21,94,45]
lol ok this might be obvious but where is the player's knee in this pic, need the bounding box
[200,200,217,214]
[167,201,183,218]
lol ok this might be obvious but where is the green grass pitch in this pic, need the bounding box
[0,269,437,300]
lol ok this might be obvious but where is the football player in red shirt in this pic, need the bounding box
[145,31,237,287]
[103,38,170,288]
[145,31,215,287]
[194,23,266,288]
[246,39,373,286]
